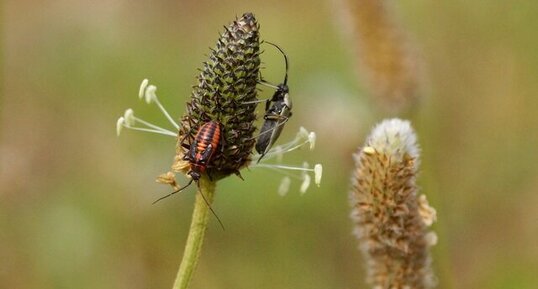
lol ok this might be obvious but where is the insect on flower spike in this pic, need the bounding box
[254,41,291,163]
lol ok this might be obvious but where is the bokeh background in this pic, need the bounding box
[2,1,537,288]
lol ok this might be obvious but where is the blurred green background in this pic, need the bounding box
[2,1,537,288]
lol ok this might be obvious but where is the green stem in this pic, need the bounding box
[172,177,216,289]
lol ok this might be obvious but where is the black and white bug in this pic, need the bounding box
[255,42,292,162]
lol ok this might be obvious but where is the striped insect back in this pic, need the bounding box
[186,121,222,180]
[154,121,225,229]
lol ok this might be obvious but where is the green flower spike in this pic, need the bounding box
[173,12,261,180]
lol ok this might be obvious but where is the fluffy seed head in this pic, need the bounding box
[349,118,436,289]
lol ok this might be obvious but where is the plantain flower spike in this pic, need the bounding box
[350,118,437,289]
[172,12,261,180]
[116,13,322,194]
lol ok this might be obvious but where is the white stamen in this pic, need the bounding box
[153,97,180,130]
[300,174,311,194]
[138,81,180,130]
[255,164,314,172]
[248,127,323,195]
[116,117,125,136]
[274,138,310,157]
[124,108,135,126]
[145,85,157,104]
[258,164,303,180]
[133,116,177,135]
[278,177,291,196]
[139,79,149,99]
[117,80,182,138]
[122,126,177,137]
[314,164,322,186]
[308,132,316,150]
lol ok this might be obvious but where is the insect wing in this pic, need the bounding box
[255,97,292,156]
[255,118,277,154]
[266,102,291,150]
[199,144,214,164]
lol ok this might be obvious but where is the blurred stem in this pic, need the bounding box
[172,177,216,289]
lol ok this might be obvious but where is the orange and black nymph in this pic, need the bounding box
[184,121,223,181]
[152,121,223,205]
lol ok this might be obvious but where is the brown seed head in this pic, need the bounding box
[339,0,423,112]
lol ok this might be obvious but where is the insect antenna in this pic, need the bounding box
[152,179,194,204]
[257,80,280,90]
[265,41,288,86]
[152,178,225,230]
[195,181,225,231]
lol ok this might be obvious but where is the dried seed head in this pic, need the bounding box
[350,118,436,289]
[339,0,423,113]
[173,13,261,179]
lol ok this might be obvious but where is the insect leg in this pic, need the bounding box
[152,179,194,204]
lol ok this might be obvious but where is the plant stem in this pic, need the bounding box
[172,177,216,289]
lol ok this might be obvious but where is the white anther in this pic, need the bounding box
[278,176,291,196]
[314,164,322,186]
[139,79,149,99]
[145,85,157,104]
[124,108,135,126]
[116,117,125,136]
[300,174,311,194]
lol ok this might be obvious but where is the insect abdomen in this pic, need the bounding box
[188,121,222,179]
